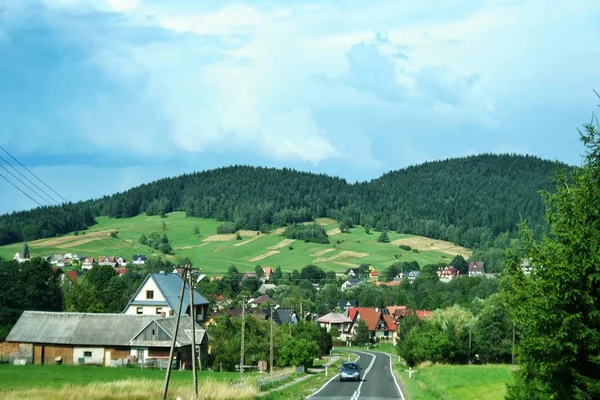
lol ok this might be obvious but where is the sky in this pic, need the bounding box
[0,0,599,215]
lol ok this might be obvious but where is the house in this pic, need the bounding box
[114,267,128,277]
[369,271,380,279]
[337,300,357,310]
[13,242,31,263]
[5,311,207,368]
[317,312,352,340]
[408,270,420,284]
[116,257,128,267]
[248,294,276,308]
[468,261,485,276]
[49,254,64,265]
[98,256,117,267]
[344,268,360,277]
[437,266,459,282]
[81,257,96,270]
[258,283,277,295]
[123,272,210,322]
[262,267,274,280]
[132,255,147,265]
[341,278,361,292]
[346,307,397,344]
[522,258,532,275]
[265,308,298,325]
[56,258,71,268]
[52,267,78,285]
[71,254,85,262]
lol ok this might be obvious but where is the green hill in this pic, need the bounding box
[0,154,573,251]
[0,212,470,274]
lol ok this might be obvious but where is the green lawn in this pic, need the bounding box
[398,363,514,400]
[0,364,245,391]
[0,212,466,274]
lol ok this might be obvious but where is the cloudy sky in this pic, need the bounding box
[0,0,598,214]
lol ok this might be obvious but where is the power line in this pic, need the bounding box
[0,154,61,206]
[0,162,52,206]
[0,145,68,203]
[0,171,44,208]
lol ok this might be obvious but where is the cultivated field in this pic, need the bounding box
[0,212,471,274]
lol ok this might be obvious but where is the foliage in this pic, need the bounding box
[216,222,237,234]
[398,244,411,251]
[364,224,371,234]
[283,223,329,244]
[0,258,63,339]
[450,255,469,276]
[278,338,319,369]
[503,110,600,400]
[353,319,371,345]
[377,231,390,243]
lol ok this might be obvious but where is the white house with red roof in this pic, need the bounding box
[437,265,460,282]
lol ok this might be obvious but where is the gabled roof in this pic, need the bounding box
[345,278,361,285]
[251,294,276,305]
[65,270,78,284]
[337,300,357,309]
[263,267,273,275]
[6,311,160,346]
[130,317,207,347]
[345,268,360,275]
[348,307,387,331]
[469,261,485,271]
[317,312,352,324]
[124,273,209,315]
[266,308,297,325]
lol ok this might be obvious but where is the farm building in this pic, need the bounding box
[5,311,207,368]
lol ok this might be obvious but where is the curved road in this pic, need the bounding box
[307,351,405,400]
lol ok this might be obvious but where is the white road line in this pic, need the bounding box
[350,351,376,400]
[385,352,406,400]
[306,373,340,399]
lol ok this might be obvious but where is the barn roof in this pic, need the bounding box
[5,311,160,346]
[130,317,207,347]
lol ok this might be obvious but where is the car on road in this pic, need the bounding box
[339,361,361,382]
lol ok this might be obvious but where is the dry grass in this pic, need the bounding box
[313,250,369,264]
[314,218,337,225]
[233,235,262,247]
[326,228,342,236]
[249,250,281,262]
[238,230,260,236]
[311,248,336,257]
[391,237,472,258]
[271,227,286,235]
[32,231,113,247]
[2,378,257,400]
[267,239,295,250]
[334,261,360,268]
[203,234,236,242]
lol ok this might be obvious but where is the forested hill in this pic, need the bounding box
[0,154,573,248]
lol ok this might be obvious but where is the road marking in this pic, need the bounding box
[385,352,406,400]
[350,351,376,400]
[306,372,340,399]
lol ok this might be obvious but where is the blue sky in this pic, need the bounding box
[0,0,599,214]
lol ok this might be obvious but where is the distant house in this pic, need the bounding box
[52,267,78,285]
[344,268,360,277]
[317,312,352,339]
[12,242,31,263]
[522,258,532,275]
[437,266,459,282]
[132,255,147,265]
[262,267,274,280]
[116,257,127,267]
[341,278,361,292]
[248,294,276,308]
[265,307,298,325]
[49,254,63,265]
[369,271,380,279]
[56,258,71,268]
[5,311,207,367]
[258,283,277,295]
[337,300,357,310]
[468,261,485,276]
[98,256,117,267]
[81,258,97,270]
[346,307,397,344]
[114,267,128,277]
[123,272,210,322]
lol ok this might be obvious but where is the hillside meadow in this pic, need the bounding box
[0,212,470,274]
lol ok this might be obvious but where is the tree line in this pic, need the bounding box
[0,155,571,250]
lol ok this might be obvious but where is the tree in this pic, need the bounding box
[254,265,265,279]
[85,265,117,292]
[235,231,242,240]
[330,326,340,338]
[364,224,371,234]
[279,338,319,369]
[339,219,352,233]
[503,109,600,400]
[450,255,469,276]
[377,231,390,243]
[353,319,371,345]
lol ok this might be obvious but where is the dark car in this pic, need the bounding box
[340,361,362,382]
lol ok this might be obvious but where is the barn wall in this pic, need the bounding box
[73,347,105,365]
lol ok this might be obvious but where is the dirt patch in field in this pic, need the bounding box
[312,248,336,257]
[203,234,236,242]
[315,218,337,225]
[175,242,210,250]
[392,237,472,258]
[314,250,369,264]
[33,230,113,247]
[271,227,286,235]
[234,235,262,247]
[334,261,360,268]
[267,239,295,250]
[238,230,260,236]
[249,250,281,262]
[326,228,342,236]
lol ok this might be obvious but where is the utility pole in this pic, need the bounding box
[512,322,516,366]
[188,267,198,399]
[162,268,188,400]
[270,303,274,384]
[240,294,247,382]
[468,326,472,364]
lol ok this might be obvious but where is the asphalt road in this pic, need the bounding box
[307,351,405,400]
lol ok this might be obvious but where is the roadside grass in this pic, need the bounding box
[0,212,467,274]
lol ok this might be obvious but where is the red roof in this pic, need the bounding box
[386,306,407,316]
[382,314,396,331]
[114,267,127,276]
[416,310,432,319]
[66,270,78,284]
[263,267,273,275]
[370,271,379,277]
[349,307,388,331]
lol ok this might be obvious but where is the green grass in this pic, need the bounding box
[0,364,248,391]
[397,363,513,400]
[0,212,466,274]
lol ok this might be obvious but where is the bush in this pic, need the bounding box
[377,231,390,243]
[217,222,237,234]
[284,223,329,244]
[399,245,411,251]
[412,249,419,253]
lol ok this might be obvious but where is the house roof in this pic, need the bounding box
[348,307,386,331]
[66,270,78,284]
[344,268,360,275]
[317,312,352,324]
[125,273,209,314]
[382,314,397,331]
[337,300,357,309]
[251,294,276,305]
[132,255,147,260]
[263,267,273,275]
[266,308,297,325]
[6,311,160,346]
[345,278,361,285]
[386,306,407,316]
[130,317,206,347]
[259,283,277,291]
[469,261,485,271]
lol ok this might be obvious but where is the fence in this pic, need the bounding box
[255,368,296,391]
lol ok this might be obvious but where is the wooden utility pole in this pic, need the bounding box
[188,267,198,399]
[270,304,274,383]
[162,269,188,400]
[512,322,516,366]
[240,294,246,382]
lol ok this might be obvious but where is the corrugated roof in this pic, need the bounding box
[130,317,207,347]
[6,311,160,346]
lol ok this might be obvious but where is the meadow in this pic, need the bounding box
[0,212,471,274]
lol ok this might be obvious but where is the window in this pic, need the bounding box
[83,351,92,357]
[136,307,143,314]
[146,290,154,299]
[156,307,162,315]
[169,309,174,316]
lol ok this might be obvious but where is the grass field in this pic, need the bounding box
[398,363,513,400]
[0,212,471,274]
